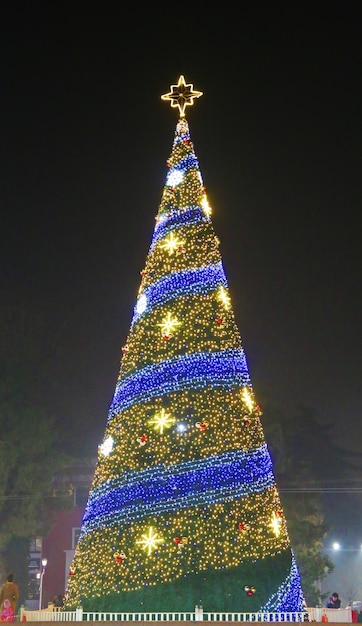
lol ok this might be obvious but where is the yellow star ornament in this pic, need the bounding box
[217,286,231,310]
[136,526,164,556]
[269,511,282,537]
[242,387,254,412]
[161,75,203,117]
[160,232,185,255]
[157,312,182,337]
[149,408,175,434]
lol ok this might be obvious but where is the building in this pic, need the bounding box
[25,458,95,609]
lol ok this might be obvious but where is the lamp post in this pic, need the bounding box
[38,558,48,610]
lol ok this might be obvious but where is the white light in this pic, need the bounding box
[166,170,184,186]
[136,293,147,314]
[41,558,48,568]
[332,542,341,550]
[176,422,187,433]
[100,436,114,457]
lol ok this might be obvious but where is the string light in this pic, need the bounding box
[160,232,185,255]
[148,408,175,434]
[136,527,164,556]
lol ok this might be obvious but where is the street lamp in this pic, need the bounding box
[38,558,48,610]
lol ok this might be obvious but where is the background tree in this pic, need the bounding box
[0,303,70,602]
[262,401,360,605]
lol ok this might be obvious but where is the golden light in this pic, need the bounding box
[269,512,282,537]
[160,232,185,255]
[157,312,182,337]
[161,75,203,117]
[136,526,164,556]
[217,286,231,310]
[242,388,254,412]
[148,408,176,434]
[201,196,212,216]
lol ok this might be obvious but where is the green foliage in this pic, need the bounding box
[80,550,294,612]
[0,303,71,579]
[261,402,346,605]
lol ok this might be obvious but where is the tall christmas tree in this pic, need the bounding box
[65,76,305,613]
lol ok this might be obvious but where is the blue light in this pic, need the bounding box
[109,348,251,418]
[259,551,306,611]
[81,445,275,534]
[152,206,210,250]
[132,261,228,326]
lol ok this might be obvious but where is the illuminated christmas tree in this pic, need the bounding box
[65,76,305,612]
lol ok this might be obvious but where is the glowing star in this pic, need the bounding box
[99,436,114,457]
[161,75,203,117]
[166,169,184,187]
[149,408,175,434]
[157,312,182,337]
[136,293,147,315]
[201,196,212,216]
[136,526,164,556]
[269,511,282,537]
[160,232,185,255]
[217,286,231,310]
[242,387,254,412]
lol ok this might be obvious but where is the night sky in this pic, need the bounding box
[1,4,361,465]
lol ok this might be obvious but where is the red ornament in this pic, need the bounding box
[163,335,170,341]
[243,417,250,427]
[174,537,181,544]
[244,585,256,596]
[137,434,148,446]
[115,551,127,564]
[121,346,128,354]
[184,139,190,145]
[196,421,208,431]
[69,568,75,576]
[216,317,223,325]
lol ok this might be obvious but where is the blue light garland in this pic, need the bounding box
[81,445,275,533]
[168,154,199,174]
[151,206,210,250]
[109,348,251,419]
[132,261,228,326]
[259,551,306,612]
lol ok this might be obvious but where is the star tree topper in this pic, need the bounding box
[161,75,203,117]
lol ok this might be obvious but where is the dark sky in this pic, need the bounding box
[1,4,361,460]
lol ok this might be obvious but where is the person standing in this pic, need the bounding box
[0,574,19,615]
[326,592,341,609]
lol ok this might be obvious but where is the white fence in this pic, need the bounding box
[20,606,310,622]
[21,606,354,622]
